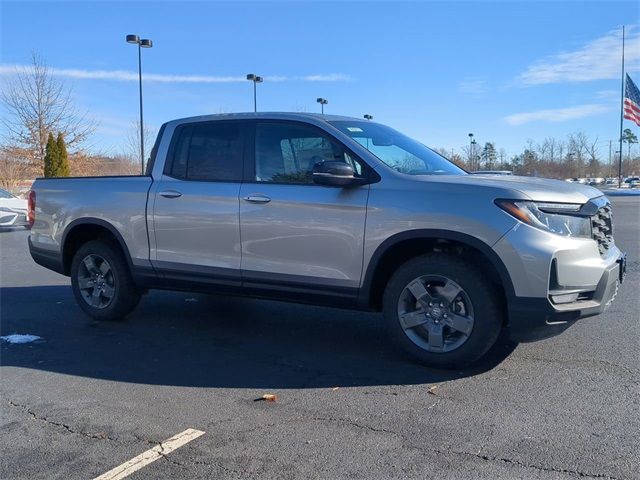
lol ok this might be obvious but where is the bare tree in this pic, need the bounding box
[556,140,564,164]
[567,132,600,177]
[124,120,157,172]
[70,151,139,177]
[0,147,32,191]
[582,135,600,176]
[498,148,507,168]
[433,147,448,157]
[536,139,549,163]
[1,52,95,171]
[461,145,477,170]
[566,133,589,177]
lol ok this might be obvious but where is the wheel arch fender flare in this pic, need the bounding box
[61,217,135,275]
[358,229,516,309]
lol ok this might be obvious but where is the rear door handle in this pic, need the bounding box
[243,194,271,204]
[159,190,182,198]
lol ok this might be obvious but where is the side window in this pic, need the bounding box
[167,122,243,181]
[255,123,361,184]
[168,126,191,179]
[145,123,167,175]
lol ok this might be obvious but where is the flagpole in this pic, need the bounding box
[618,25,625,188]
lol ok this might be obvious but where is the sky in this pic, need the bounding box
[1,0,639,159]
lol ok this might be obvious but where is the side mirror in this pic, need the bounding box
[312,161,359,187]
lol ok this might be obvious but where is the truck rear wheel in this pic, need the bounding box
[383,253,503,369]
[70,240,140,321]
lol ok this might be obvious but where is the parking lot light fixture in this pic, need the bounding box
[246,74,263,112]
[126,34,153,174]
[316,97,328,114]
[471,139,478,170]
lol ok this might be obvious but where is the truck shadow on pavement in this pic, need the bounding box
[1,285,517,388]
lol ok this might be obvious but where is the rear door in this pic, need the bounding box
[150,120,246,285]
[239,121,370,299]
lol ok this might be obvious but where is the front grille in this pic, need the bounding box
[591,204,613,255]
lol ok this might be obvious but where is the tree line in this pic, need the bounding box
[436,129,639,178]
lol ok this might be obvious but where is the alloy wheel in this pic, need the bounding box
[396,275,475,353]
[77,254,116,309]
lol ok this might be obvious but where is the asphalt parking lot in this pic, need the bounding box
[1,196,638,480]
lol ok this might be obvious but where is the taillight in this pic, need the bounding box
[27,190,36,228]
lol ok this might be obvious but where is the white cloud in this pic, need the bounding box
[0,65,246,83]
[504,104,610,125]
[458,79,487,95]
[299,73,351,82]
[266,75,288,82]
[595,89,620,101]
[0,65,351,83]
[519,27,640,85]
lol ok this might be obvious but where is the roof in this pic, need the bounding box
[168,111,366,125]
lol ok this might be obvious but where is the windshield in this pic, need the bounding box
[0,188,15,199]
[330,121,466,176]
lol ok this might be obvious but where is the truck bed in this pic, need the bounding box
[29,175,154,267]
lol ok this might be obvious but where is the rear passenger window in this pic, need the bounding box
[169,126,191,179]
[167,122,244,181]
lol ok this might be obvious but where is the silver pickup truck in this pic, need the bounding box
[28,113,627,368]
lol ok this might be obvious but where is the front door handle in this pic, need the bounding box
[159,190,182,199]
[243,194,271,204]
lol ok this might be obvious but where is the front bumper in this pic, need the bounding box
[508,252,626,342]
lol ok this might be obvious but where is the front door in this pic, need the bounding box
[239,121,370,298]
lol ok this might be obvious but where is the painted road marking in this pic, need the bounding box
[94,428,205,480]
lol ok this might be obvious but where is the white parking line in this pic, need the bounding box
[94,428,205,480]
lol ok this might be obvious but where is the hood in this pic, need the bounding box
[0,197,27,211]
[414,174,603,204]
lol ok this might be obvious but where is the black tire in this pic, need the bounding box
[382,253,503,369]
[70,240,140,321]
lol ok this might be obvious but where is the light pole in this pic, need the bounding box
[363,115,373,149]
[126,34,152,174]
[468,133,474,170]
[316,97,328,114]
[246,74,263,112]
[471,139,477,171]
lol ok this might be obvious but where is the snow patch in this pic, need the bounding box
[606,189,640,196]
[1,334,43,344]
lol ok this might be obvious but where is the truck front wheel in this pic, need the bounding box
[383,253,504,369]
[70,240,140,321]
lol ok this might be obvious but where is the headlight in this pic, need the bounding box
[495,200,592,238]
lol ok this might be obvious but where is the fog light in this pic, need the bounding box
[551,293,580,304]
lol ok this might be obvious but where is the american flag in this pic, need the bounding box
[624,74,640,126]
